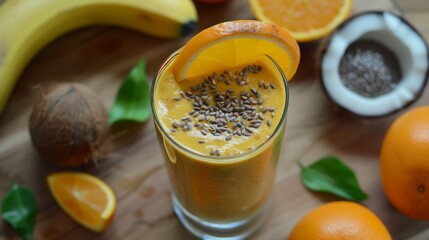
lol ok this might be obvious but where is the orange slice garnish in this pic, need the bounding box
[173,20,300,82]
[249,0,353,42]
[47,172,116,232]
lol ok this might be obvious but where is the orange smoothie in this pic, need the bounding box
[152,53,288,223]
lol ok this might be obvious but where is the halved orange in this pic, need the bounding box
[173,20,300,82]
[249,0,353,42]
[47,172,116,232]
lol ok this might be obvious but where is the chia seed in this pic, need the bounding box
[339,39,402,98]
[172,64,280,156]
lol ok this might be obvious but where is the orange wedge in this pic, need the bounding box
[249,0,353,42]
[173,20,300,82]
[47,172,116,232]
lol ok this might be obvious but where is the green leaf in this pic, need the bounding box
[1,183,37,240]
[298,156,368,202]
[109,59,152,125]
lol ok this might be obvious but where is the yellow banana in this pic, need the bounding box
[0,0,198,115]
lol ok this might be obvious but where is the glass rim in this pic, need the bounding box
[150,49,290,162]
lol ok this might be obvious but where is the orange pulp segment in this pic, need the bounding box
[47,172,116,232]
[249,0,353,42]
[173,20,300,82]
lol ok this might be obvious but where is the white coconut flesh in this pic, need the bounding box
[321,11,429,117]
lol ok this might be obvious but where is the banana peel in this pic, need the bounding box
[0,0,198,115]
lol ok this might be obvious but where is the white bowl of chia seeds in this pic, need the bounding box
[320,11,429,117]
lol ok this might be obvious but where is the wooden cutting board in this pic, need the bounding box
[1,0,429,239]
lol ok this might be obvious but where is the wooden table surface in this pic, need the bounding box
[1,0,429,239]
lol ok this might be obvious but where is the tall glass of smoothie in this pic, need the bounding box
[151,20,299,239]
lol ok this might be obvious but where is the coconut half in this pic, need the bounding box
[320,11,429,117]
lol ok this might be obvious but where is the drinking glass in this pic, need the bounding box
[151,50,289,239]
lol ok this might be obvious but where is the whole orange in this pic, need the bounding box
[288,201,391,240]
[380,106,429,220]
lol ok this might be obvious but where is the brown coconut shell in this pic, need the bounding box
[29,83,109,167]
